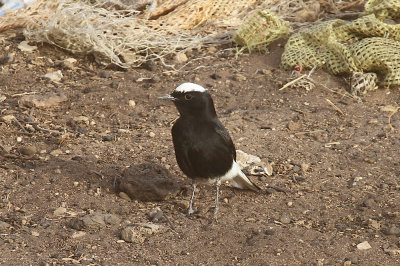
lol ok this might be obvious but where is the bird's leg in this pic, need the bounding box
[188,183,196,215]
[214,180,221,217]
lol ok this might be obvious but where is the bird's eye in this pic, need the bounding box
[184,94,193,100]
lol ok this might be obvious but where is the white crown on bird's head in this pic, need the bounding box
[174,83,206,93]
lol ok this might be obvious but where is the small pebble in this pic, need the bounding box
[265,226,276,235]
[17,137,22,142]
[62,58,77,69]
[42,70,63,82]
[287,201,293,207]
[50,149,63,157]
[301,163,310,172]
[384,225,400,236]
[73,116,89,124]
[99,71,112,78]
[148,207,164,222]
[53,207,67,216]
[71,231,86,239]
[345,255,358,264]
[363,198,374,208]
[369,219,380,230]
[129,100,136,108]
[0,115,15,123]
[149,132,156,138]
[233,73,246,81]
[19,145,37,156]
[357,241,372,250]
[279,215,291,224]
[174,52,188,63]
[102,135,116,141]
[381,183,389,189]
[20,180,29,186]
[0,221,11,230]
[73,181,79,187]
[292,165,301,173]
[119,192,131,201]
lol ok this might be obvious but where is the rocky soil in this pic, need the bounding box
[1,30,400,265]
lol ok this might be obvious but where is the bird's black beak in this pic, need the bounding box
[158,94,176,101]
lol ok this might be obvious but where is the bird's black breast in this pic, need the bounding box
[171,117,236,180]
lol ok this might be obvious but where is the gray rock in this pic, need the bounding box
[287,121,301,131]
[0,221,11,231]
[20,92,67,108]
[121,226,145,244]
[42,70,63,82]
[148,207,164,222]
[0,54,14,65]
[384,248,400,256]
[102,135,116,141]
[99,71,112,78]
[265,226,276,235]
[345,254,359,264]
[381,183,389,189]
[117,164,180,202]
[279,215,291,224]
[384,225,400,236]
[53,207,67,216]
[363,198,374,208]
[70,213,120,231]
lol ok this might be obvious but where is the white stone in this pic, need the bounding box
[42,70,63,82]
[18,41,37,52]
[357,241,372,250]
[128,100,136,107]
[53,207,67,216]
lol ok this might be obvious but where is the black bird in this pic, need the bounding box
[159,82,260,215]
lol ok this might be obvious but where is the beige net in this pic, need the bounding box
[233,9,291,52]
[148,0,258,30]
[364,0,400,19]
[281,0,400,88]
[0,0,269,68]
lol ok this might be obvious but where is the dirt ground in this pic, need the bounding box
[1,29,400,266]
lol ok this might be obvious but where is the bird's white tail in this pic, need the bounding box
[232,168,260,191]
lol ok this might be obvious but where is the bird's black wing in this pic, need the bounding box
[214,119,237,161]
[171,119,197,178]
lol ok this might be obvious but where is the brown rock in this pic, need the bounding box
[20,92,67,108]
[121,223,165,243]
[70,213,120,231]
[287,121,301,131]
[117,164,180,202]
[19,145,37,156]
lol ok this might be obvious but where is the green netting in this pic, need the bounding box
[233,9,291,52]
[364,0,400,19]
[281,0,400,87]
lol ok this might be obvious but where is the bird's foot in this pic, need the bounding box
[213,206,219,217]
[187,207,196,216]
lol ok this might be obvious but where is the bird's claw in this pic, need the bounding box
[187,207,195,216]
